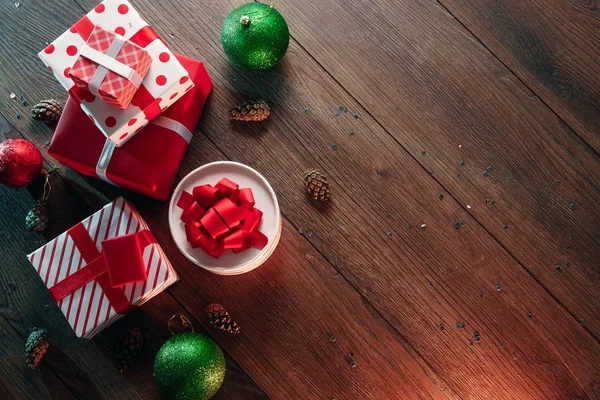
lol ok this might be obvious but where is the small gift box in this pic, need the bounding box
[38,0,193,146]
[27,197,178,339]
[69,25,152,109]
[49,53,212,201]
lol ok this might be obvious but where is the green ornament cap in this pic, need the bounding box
[221,2,290,70]
[154,332,226,400]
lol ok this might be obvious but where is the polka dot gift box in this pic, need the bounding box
[38,0,193,147]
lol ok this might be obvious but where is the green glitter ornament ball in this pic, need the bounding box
[221,2,290,70]
[153,332,226,400]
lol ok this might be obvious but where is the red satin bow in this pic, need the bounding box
[49,223,154,314]
[177,178,269,258]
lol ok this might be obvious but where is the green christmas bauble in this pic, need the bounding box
[153,332,226,400]
[221,2,290,70]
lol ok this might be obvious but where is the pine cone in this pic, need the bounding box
[26,199,49,232]
[31,99,62,123]
[206,303,240,334]
[116,327,146,373]
[229,99,270,122]
[25,328,50,369]
[303,168,331,201]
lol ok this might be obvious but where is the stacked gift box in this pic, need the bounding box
[30,0,213,338]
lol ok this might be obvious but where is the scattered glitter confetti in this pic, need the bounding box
[456,322,465,330]
[349,360,356,368]
[466,205,471,209]
[485,199,496,206]
[468,339,473,346]
[474,331,481,342]
[21,100,28,106]
[439,323,445,331]
[420,224,427,230]
[555,264,562,274]
[303,107,309,114]
[480,292,484,298]
[500,343,505,349]
[15,2,20,7]
[556,180,561,185]
[386,214,393,220]
[386,232,393,238]
[482,166,493,177]
[569,202,577,210]
[420,151,427,156]
[306,231,313,238]
[16,113,21,119]
[458,159,465,167]
[332,144,337,150]
[408,225,413,231]
[349,351,355,358]
[43,141,50,148]
[354,112,360,119]
[10,93,16,99]
[439,194,445,199]
[526,312,533,320]
[335,105,345,116]
[496,284,502,292]
[349,131,355,137]
[503,225,509,231]
[329,335,337,343]
[458,144,462,148]
[566,262,572,268]
[335,218,341,223]
[456,172,462,178]
[454,221,464,229]
[428,281,433,287]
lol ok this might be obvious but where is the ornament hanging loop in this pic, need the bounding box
[240,1,275,26]
[41,165,58,201]
[168,313,195,335]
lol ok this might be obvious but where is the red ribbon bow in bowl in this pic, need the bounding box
[176,178,269,258]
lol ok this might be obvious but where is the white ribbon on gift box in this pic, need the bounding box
[81,34,144,98]
[96,116,193,185]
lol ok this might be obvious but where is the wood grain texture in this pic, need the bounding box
[271,0,600,340]
[0,0,598,399]
[437,0,600,153]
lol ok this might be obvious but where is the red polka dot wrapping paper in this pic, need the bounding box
[69,25,153,110]
[26,197,179,339]
[38,0,193,147]
[49,53,213,201]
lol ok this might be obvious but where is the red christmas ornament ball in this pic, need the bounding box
[0,139,43,188]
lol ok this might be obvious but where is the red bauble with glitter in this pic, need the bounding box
[0,138,44,188]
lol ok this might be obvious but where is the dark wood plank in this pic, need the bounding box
[0,1,458,398]
[95,0,600,398]
[1,0,599,399]
[268,0,600,339]
[437,0,600,153]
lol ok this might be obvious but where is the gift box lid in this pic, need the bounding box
[38,0,192,147]
[49,53,212,201]
[27,197,178,338]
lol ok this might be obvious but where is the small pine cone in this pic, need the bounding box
[303,168,331,201]
[26,199,49,232]
[229,99,270,122]
[31,99,62,123]
[25,328,50,369]
[116,327,146,373]
[206,303,240,334]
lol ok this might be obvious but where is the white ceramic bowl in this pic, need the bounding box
[169,161,281,275]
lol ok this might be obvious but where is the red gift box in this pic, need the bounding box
[70,25,152,109]
[49,53,212,201]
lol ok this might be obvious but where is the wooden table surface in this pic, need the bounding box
[1,0,599,399]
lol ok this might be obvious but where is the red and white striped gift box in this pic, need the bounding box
[27,197,178,338]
